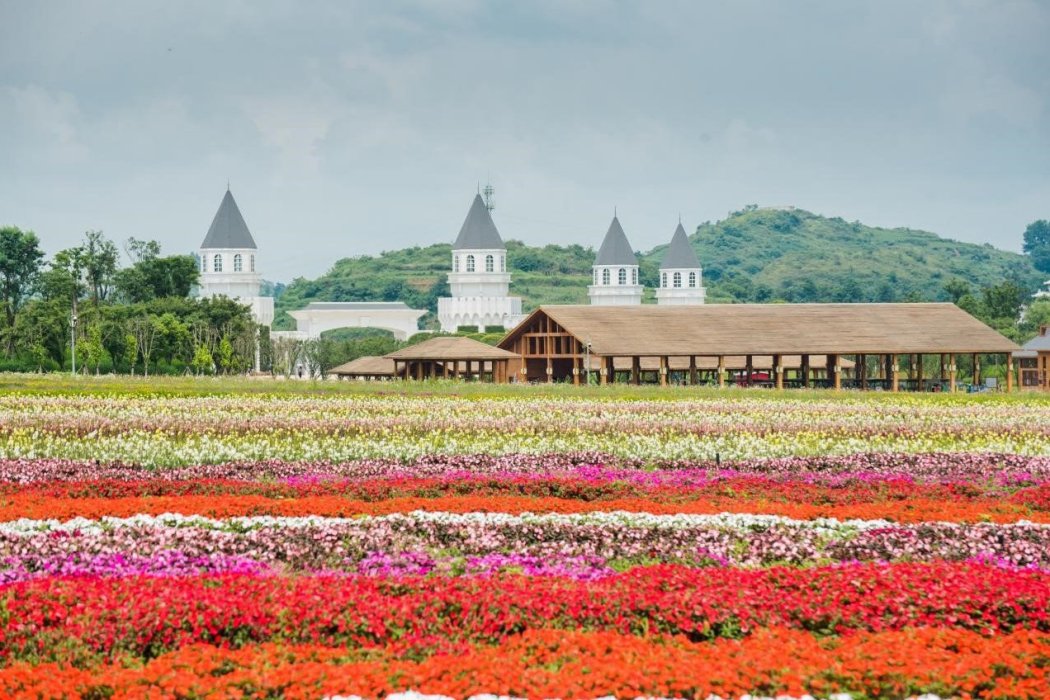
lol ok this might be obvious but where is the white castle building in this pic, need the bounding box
[588,216,643,305]
[197,188,274,327]
[655,222,706,305]
[438,194,523,332]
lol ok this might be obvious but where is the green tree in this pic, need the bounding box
[217,335,234,375]
[83,323,106,374]
[81,231,119,305]
[124,333,138,375]
[943,279,970,304]
[0,226,45,356]
[1023,220,1050,274]
[982,280,1027,321]
[191,344,214,375]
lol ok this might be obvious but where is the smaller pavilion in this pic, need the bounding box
[330,356,397,380]
[1015,326,1050,390]
[386,336,519,382]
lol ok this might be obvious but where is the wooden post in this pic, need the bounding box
[859,354,868,390]
[659,356,668,387]
[891,354,899,393]
[605,356,615,384]
[972,353,980,387]
[829,354,841,390]
[745,355,753,387]
[443,361,450,379]
[631,356,640,386]
[940,354,948,384]
[717,356,726,388]
[546,356,553,384]
[1006,354,1014,392]
[573,356,580,386]
[689,356,698,386]
[774,354,783,390]
[801,355,810,388]
[949,353,957,393]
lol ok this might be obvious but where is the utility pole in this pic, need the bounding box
[70,299,78,376]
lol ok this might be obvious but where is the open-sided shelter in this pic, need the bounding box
[329,356,397,380]
[385,336,519,382]
[498,303,1020,391]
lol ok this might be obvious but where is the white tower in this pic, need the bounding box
[588,216,643,305]
[655,222,706,305]
[197,188,274,327]
[438,194,523,332]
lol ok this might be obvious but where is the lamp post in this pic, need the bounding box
[69,310,78,376]
[584,339,592,386]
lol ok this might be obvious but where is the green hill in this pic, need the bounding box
[273,206,1041,330]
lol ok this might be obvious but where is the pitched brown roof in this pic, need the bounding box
[386,336,519,361]
[500,303,1019,356]
[330,356,396,376]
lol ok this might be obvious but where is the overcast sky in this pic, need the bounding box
[1,0,1048,281]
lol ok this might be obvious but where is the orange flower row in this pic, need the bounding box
[3,627,1050,700]
[2,493,1044,523]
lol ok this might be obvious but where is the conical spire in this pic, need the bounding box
[200,190,257,249]
[595,216,637,266]
[452,194,505,250]
[660,222,701,269]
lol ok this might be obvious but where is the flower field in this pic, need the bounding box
[2,382,1050,698]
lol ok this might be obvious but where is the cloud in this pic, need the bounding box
[6,84,87,162]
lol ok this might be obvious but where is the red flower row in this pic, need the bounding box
[3,563,1049,663]
[3,627,1050,700]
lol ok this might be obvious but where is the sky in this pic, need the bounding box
[1,0,1048,282]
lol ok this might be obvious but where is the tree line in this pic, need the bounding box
[0,226,258,374]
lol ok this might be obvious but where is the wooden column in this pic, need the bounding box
[1006,354,1014,392]
[890,354,899,392]
[659,356,668,387]
[717,356,726,388]
[631,356,641,386]
[689,356,698,386]
[774,354,783,390]
[415,361,424,381]
[858,354,868,390]
[828,354,841,390]
[546,356,553,384]
[573,356,581,386]
[443,362,450,379]
[605,356,615,384]
[972,353,980,387]
[916,354,924,391]
[745,355,754,387]
[949,353,957,393]
[801,355,810,388]
[940,354,948,384]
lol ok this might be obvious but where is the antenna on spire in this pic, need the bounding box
[482,182,495,212]
[614,206,617,218]
[227,179,230,192]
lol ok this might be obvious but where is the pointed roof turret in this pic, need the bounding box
[452,194,505,250]
[201,189,257,249]
[660,222,701,269]
[595,216,638,266]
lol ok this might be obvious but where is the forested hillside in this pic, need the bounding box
[274,206,1042,330]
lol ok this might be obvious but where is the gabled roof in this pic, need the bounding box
[595,217,638,266]
[1020,328,1050,352]
[201,189,257,250]
[330,356,397,376]
[499,303,1020,356]
[452,194,505,250]
[660,223,701,270]
[386,335,519,361]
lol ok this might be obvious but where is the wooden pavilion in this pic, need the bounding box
[1015,326,1050,390]
[497,304,1020,391]
[386,336,519,382]
[330,356,397,380]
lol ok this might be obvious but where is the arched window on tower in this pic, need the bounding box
[454,255,460,272]
[234,254,243,272]
[213,254,223,272]
[631,268,638,285]
[466,255,476,272]
[200,255,205,273]
[602,268,610,285]
[688,272,697,288]
[250,255,255,272]
[618,268,627,285]
[661,273,667,288]
[673,272,682,288]
[485,254,494,272]
[500,256,505,272]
